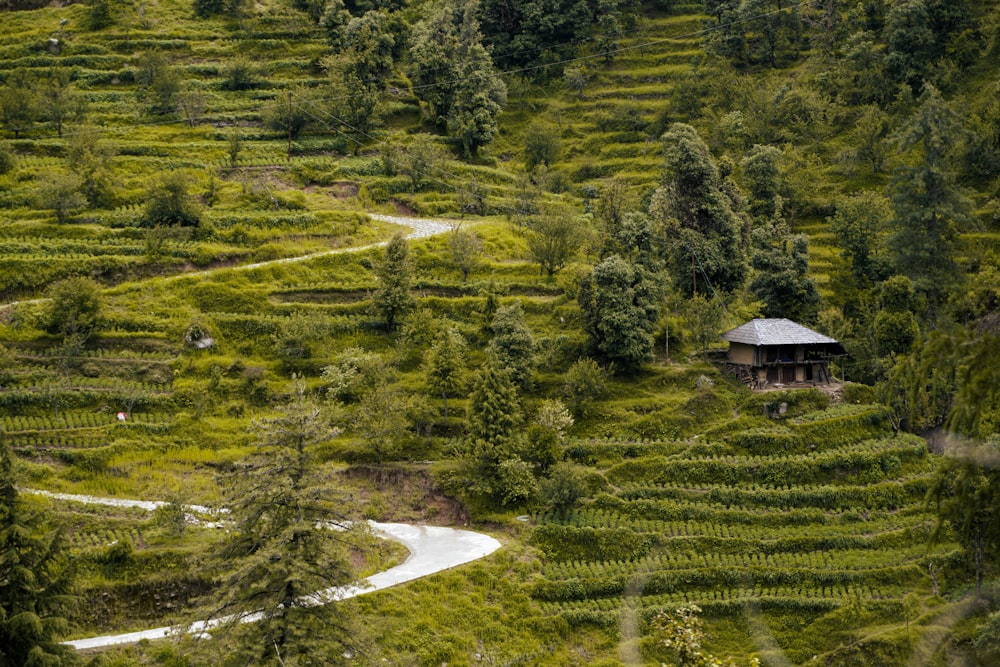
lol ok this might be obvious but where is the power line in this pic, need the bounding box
[18,0,810,144]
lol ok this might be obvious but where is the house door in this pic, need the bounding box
[767,367,779,384]
[782,366,796,383]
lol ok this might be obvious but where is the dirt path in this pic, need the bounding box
[0,213,456,310]
[26,490,500,651]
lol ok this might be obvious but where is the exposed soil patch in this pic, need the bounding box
[344,465,469,526]
[391,199,418,216]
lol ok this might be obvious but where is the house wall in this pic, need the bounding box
[727,342,755,364]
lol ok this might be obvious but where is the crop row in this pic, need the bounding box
[0,412,165,433]
[15,347,174,361]
[0,387,174,412]
[545,508,931,540]
[725,407,890,454]
[621,474,930,510]
[605,436,928,487]
[8,376,170,392]
[7,433,107,449]
[588,494,833,527]
[539,586,899,626]
[542,544,959,581]
[532,562,925,602]
[587,488,931,525]
[531,520,934,562]
[66,528,143,550]
[0,239,150,254]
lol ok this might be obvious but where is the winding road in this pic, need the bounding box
[16,214,486,650]
[26,491,501,651]
[0,213,457,310]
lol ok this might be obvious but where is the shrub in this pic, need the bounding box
[0,143,14,174]
[143,173,201,228]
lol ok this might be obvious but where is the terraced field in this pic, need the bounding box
[529,405,958,662]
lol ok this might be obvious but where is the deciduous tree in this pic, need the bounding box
[45,276,102,342]
[525,210,585,279]
[144,172,201,227]
[578,254,662,373]
[448,224,483,282]
[651,123,746,296]
[36,173,85,224]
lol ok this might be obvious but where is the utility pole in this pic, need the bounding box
[287,91,292,162]
[691,247,697,295]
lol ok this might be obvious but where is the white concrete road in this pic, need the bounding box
[29,492,500,651]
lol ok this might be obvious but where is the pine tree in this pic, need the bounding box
[0,440,77,667]
[468,351,521,447]
[487,302,535,389]
[424,327,468,424]
[888,83,971,309]
[194,387,361,665]
[373,233,414,331]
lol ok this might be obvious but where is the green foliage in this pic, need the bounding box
[578,254,662,373]
[488,302,535,389]
[539,462,589,515]
[36,173,86,224]
[561,357,607,417]
[447,224,483,282]
[199,387,358,664]
[373,233,413,330]
[831,192,892,287]
[88,0,114,30]
[384,134,447,193]
[0,441,77,667]
[525,209,585,279]
[193,0,226,18]
[0,141,14,175]
[45,277,102,341]
[352,381,410,464]
[220,58,262,92]
[66,126,115,209]
[424,326,467,423]
[468,351,521,447]
[524,123,561,169]
[888,84,971,306]
[144,173,201,228]
[750,227,821,323]
[322,347,395,402]
[651,604,758,667]
[263,88,315,141]
[0,69,38,139]
[928,441,1000,596]
[651,123,746,296]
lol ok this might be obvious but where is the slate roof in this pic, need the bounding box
[721,318,839,346]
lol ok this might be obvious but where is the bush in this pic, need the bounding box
[842,382,877,404]
[144,173,201,228]
[0,143,14,174]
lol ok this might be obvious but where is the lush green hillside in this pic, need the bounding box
[1,0,1000,665]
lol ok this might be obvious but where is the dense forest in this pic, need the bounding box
[1,0,999,665]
